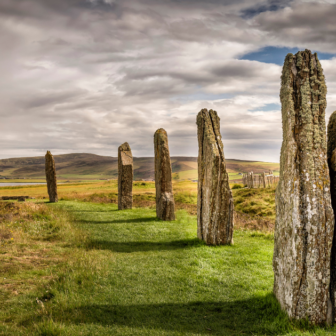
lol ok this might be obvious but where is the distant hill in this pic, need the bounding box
[0,153,279,181]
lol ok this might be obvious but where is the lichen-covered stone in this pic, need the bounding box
[262,172,266,188]
[45,151,58,203]
[196,108,234,245]
[154,128,175,221]
[327,110,336,323]
[274,50,334,324]
[118,142,133,210]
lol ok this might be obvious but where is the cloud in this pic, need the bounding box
[0,0,335,162]
[252,1,336,52]
[241,0,293,18]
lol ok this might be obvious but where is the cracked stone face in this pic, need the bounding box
[196,108,234,245]
[274,50,334,324]
[45,151,58,203]
[118,142,133,210]
[154,128,175,221]
[327,111,336,322]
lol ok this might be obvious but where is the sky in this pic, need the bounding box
[1,0,336,162]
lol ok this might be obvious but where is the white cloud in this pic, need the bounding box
[0,0,335,162]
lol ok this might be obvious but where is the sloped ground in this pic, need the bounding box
[0,153,279,180]
[1,200,335,335]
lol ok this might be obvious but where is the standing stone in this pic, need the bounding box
[154,128,175,220]
[196,108,234,245]
[118,142,133,210]
[45,151,58,203]
[262,172,266,188]
[273,50,334,324]
[250,172,254,188]
[327,111,336,323]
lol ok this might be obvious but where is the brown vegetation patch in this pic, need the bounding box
[176,202,197,215]
[234,211,275,233]
[0,201,82,298]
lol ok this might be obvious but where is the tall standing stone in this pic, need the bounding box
[154,128,175,221]
[118,142,133,210]
[273,50,334,324]
[45,151,58,203]
[196,108,234,245]
[327,111,336,323]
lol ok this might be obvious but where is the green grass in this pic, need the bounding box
[1,201,335,335]
[233,187,276,218]
[177,169,198,180]
[228,173,242,180]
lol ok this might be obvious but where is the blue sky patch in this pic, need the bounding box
[249,103,280,112]
[171,92,233,103]
[241,0,293,19]
[240,46,336,65]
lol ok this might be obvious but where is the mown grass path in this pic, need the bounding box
[5,201,335,335]
[42,201,322,336]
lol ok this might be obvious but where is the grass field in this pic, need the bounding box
[1,199,335,335]
[3,181,332,335]
[0,180,277,231]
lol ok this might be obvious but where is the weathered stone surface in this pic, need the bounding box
[273,50,334,324]
[118,142,133,210]
[45,151,58,203]
[250,172,254,188]
[154,128,175,221]
[196,108,234,245]
[246,172,254,188]
[327,110,336,323]
[262,172,266,188]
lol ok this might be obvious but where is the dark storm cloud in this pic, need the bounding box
[0,0,336,161]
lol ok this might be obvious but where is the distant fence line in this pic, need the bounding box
[242,171,279,188]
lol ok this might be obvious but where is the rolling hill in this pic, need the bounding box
[0,153,279,181]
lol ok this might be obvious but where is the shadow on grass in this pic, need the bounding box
[35,294,298,335]
[86,238,203,252]
[77,216,160,224]
[65,209,118,213]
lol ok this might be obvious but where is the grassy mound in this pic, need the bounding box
[233,188,276,218]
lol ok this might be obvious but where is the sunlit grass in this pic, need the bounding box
[233,187,276,219]
[1,201,333,335]
[0,181,277,230]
